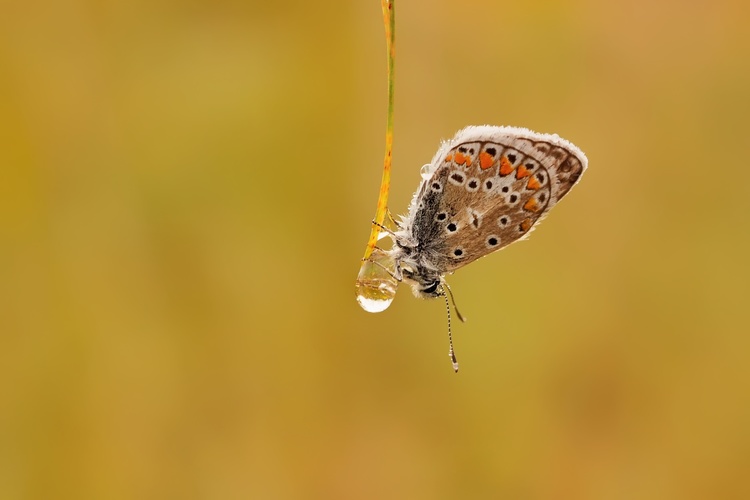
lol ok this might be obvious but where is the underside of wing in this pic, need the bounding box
[410,126,587,272]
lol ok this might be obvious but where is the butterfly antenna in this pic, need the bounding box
[443,281,467,323]
[442,290,459,373]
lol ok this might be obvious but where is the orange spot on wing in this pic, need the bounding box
[516,165,530,179]
[523,198,540,212]
[499,157,514,176]
[526,176,541,190]
[454,152,466,165]
[465,156,473,167]
[445,154,453,162]
[479,152,494,170]
[520,218,532,232]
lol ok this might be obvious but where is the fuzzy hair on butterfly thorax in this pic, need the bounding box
[386,125,588,299]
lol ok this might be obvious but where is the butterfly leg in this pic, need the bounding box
[370,219,416,250]
[385,208,402,229]
[371,219,398,240]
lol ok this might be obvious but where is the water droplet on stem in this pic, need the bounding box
[355,255,398,312]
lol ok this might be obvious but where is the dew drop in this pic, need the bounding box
[355,256,399,312]
[420,164,432,180]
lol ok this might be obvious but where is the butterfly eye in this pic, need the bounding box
[421,281,440,295]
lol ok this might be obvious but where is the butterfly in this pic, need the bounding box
[367,125,587,371]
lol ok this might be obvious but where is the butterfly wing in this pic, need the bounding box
[407,125,587,273]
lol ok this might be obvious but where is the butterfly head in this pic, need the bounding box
[399,264,443,299]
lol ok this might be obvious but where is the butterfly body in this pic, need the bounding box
[386,125,587,298]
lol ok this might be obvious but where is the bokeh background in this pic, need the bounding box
[2,0,749,498]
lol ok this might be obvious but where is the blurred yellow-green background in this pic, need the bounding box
[2,0,749,498]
